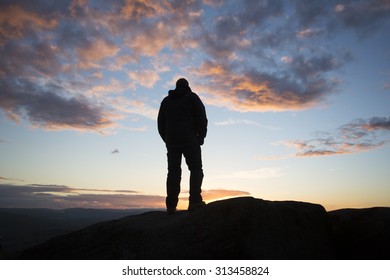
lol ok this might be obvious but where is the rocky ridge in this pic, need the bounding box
[18,197,390,259]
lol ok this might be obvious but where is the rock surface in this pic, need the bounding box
[329,207,390,259]
[19,197,335,259]
[17,197,390,260]
[0,208,149,257]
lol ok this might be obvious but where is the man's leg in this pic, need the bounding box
[166,146,182,211]
[184,143,204,207]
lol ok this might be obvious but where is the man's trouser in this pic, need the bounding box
[166,142,203,209]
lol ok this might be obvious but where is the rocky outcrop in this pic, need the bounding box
[19,197,334,259]
[329,207,390,259]
[0,208,147,257]
[18,197,390,260]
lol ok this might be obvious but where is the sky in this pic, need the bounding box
[0,0,389,211]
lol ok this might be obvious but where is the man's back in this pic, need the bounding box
[158,85,207,147]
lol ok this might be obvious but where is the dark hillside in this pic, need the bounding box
[0,208,154,257]
[7,198,390,260]
[19,197,335,259]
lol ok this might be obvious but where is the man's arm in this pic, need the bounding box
[192,93,208,143]
[157,101,166,142]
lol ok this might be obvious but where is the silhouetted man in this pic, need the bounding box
[158,78,208,214]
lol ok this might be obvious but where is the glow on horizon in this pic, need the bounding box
[0,0,389,211]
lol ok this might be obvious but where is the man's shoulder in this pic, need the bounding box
[189,92,204,104]
[188,91,200,99]
[161,95,170,103]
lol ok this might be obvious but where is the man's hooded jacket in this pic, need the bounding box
[158,82,207,147]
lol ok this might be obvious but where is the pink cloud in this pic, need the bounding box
[192,59,339,112]
[283,116,390,157]
[0,184,251,209]
[76,38,120,69]
[120,0,171,20]
[0,5,57,44]
[0,184,164,209]
[128,69,160,88]
[0,0,388,132]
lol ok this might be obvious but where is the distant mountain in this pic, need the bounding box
[0,208,159,258]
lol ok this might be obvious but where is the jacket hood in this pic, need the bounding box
[168,86,192,98]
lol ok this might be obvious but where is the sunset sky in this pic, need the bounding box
[0,0,389,211]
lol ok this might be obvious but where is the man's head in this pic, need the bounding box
[176,78,189,88]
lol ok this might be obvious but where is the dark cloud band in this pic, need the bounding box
[0,184,250,209]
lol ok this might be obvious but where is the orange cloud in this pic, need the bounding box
[178,189,251,208]
[0,0,387,132]
[77,38,120,69]
[112,54,138,71]
[128,69,160,88]
[120,0,171,20]
[0,184,252,209]
[193,60,325,112]
[88,79,136,96]
[0,5,57,44]
[124,21,173,56]
[201,189,251,202]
